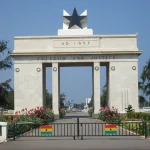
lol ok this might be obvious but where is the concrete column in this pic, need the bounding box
[52,62,59,119]
[14,63,43,112]
[109,61,139,113]
[92,62,100,116]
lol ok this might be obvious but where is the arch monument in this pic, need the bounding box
[12,8,142,118]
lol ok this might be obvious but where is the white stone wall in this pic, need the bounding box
[14,63,43,112]
[13,34,139,54]
[108,61,139,113]
[12,34,142,116]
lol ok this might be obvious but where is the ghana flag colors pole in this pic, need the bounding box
[40,125,52,134]
[105,124,117,134]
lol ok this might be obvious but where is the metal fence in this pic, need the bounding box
[11,118,148,140]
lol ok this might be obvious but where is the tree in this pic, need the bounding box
[60,93,66,108]
[88,95,93,108]
[45,91,66,109]
[88,83,108,109]
[0,40,12,70]
[140,59,150,96]
[0,40,12,110]
[100,83,107,107]
[45,90,52,108]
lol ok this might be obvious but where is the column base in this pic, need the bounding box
[54,114,59,120]
[92,113,99,119]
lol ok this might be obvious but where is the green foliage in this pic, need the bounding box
[0,40,12,71]
[0,79,12,108]
[0,106,55,138]
[139,59,150,96]
[88,83,108,109]
[60,93,66,108]
[98,107,121,124]
[59,108,66,118]
[122,122,146,135]
[45,91,66,109]
[0,40,13,110]
[124,112,150,121]
[45,90,52,108]
[100,83,107,107]
[88,107,93,117]
[125,105,135,113]
[125,105,135,119]
[5,90,14,109]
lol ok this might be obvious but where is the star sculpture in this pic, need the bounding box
[64,8,86,29]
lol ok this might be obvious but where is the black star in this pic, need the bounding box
[64,8,86,29]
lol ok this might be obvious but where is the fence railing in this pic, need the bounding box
[11,118,148,140]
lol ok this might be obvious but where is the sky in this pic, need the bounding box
[0,0,150,103]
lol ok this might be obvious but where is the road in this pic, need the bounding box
[0,112,150,150]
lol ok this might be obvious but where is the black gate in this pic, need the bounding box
[11,117,148,140]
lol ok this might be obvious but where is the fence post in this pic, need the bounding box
[0,122,8,142]
[77,117,79,139]
[144,121,148,139]
[13,123,16,141]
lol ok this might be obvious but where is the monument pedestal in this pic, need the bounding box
[58,29,93,36]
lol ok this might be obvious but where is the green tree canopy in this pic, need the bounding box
[0,40,12,109]
[139,59,150,96]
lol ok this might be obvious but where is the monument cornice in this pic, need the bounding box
[14,34,137,40]
[11,50,142,56]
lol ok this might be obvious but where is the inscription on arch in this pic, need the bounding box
[37,55,117,61]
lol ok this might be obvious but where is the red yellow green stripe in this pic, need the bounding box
[105,124,117,134]
[41,129,52,132]
[40,125,52,134]
[41,132,52,134]
[105,128,116,131]
[105,124,116,128]
[40,125,52,129]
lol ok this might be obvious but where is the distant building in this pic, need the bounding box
[84,98,91,112]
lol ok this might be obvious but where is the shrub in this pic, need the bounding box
[125,112,150,121]
[88,107,93,117]
[125,105,135,113]
[0,106,55,138]
[59,108,66,118]
[98,106,121,124]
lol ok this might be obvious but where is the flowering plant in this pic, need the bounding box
[98,106,121,124]
[0,106,55,138]
[88,107,93,117]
